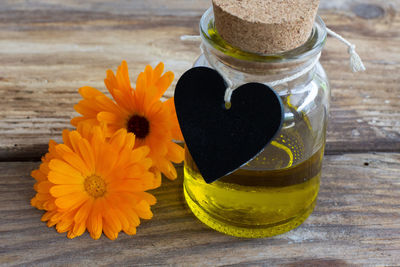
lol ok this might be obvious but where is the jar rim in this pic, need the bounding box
[200,7,327,64]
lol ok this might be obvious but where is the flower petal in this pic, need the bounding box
[79,86,105,99]
[134,200,153,220]
[87,199,103,240]
[74,197,94,223]
[49,159,84,179]
[55,192,88,210]
[166,141,184,163]
[37,181,53,193]
[48,170,84,185]
[155,71,174,98]
[97,111,122,125]
[50,184,84,197]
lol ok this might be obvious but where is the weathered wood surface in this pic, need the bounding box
[1,0,400,266]
[1,154,400,266]
[0,0,399,160]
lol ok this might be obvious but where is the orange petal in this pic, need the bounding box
[123,225,137,236]
[48,170,84,185]
[60,152,90,177]
[103,201,122,233]
[128,146,150,163]
[95,95,122,115]
[144,65,153,89]
[109,179,145,193]
[70,117,85,127]
[134,72,147,111]
[109,128,128,149]
[135,192,157,205]
[122,165,146,179]
[152,62,164,84]
[137,158,152,171]
[34,192,52,201]
[134,200,153,219]
[77,121,95,140]
[74,197,93,223]
[166,141,184,163]
[150,168,162,189]
[55,192,88,210]
[124,208,140,227]
[79,86,105,99]
[74,100,100,117]
[56,218,73,233]
[31,169,47,182]
[95,145,118,178]
[37,181,53,193]
[103,221,118,240]
[72,220,86,238]
[112,89,134,111]
[164,98,184,141]
[107,199,129,231]
[116,60,132,92]
[77,138,95,172]
[155,71,174,98]
[49,159,84,179]
[41,210,57,222]
[97,111,122,125]
[50,184,84,197]
[104,70,117,94]
[87,199,104,240]
[157,158,177,180]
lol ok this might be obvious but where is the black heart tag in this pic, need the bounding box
[174,67,284,183]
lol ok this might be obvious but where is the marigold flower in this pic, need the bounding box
[31,123,159,240]
[71,61,184,180]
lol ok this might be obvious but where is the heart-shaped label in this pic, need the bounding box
[174,67,284,183]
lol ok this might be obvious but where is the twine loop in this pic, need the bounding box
[181,27,366,107]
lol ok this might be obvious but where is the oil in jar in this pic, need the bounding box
[183,122,324,238]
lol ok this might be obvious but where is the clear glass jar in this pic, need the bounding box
[183,7,330,238]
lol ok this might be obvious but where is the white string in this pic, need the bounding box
[199,44,235,104]
[267,53,321,87]
[180,35,202,42]
[181,27,366,105]
[200,41,320,104]
[325,28,366,72]
[222,53,321,104]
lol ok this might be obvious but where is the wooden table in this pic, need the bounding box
[1,0,399,265]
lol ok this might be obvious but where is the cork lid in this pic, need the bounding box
[212,0,320,54]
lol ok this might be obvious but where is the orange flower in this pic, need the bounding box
[31,123,159,240]
[71,61,184,180]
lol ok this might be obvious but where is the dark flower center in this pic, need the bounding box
[127,115,150,139]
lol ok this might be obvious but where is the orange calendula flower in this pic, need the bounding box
[31,123,159,240]
[71,61,184,180]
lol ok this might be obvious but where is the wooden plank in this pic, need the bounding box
[0,0,398,16]
[0,0,211,17]
[320,2,400,154]
[0,153,399,266]
[0,0,399,160]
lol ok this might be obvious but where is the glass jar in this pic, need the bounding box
[183,7,330,238]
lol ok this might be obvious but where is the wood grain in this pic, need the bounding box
[0,0,399,160]
[1,153,399,266]
[0,1,399,264]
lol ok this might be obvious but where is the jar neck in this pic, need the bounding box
[202,45,321,91]
[199,8,327,91]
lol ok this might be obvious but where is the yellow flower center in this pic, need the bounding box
[84,174,106,198]
[127,115,150,139]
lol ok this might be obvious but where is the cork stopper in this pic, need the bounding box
[212,0,320,54]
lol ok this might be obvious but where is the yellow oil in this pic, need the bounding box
[183,125,324,238]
